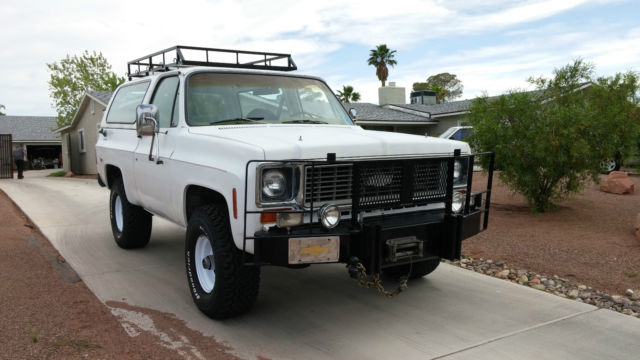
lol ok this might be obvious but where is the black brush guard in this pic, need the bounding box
[242,151,494,274]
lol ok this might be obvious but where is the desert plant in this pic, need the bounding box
[468,60,640,212]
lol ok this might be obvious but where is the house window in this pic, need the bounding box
[78,129,86,153]
[90,100,95,114]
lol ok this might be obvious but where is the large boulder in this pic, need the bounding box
[600,171,634,195]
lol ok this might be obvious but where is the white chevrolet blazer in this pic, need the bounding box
[95,46,494,319]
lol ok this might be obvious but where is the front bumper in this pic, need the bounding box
[243,151,494,273]
[251,209,484,272]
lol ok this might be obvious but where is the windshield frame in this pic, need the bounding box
[184,70,354,127]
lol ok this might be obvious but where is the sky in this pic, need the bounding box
[1,0,639,117]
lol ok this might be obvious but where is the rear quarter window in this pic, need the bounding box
[106,81,151,124]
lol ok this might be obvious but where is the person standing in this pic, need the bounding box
[13,145,25,179]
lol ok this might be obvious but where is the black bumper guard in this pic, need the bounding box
[242,151,494,268]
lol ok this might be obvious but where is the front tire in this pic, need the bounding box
[385,257,441,280]
[185,205,260,319]
[109,178,152,249]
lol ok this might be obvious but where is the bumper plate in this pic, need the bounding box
[288,236,340,264]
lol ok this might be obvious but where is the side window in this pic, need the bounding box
[78,129,86,153]
[106,82,150,123]
[452,129,463,140]
[151,76,180,128]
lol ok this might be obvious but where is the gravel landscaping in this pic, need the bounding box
[446,257,640,318]
[461,171,640,318]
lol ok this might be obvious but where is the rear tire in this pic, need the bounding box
[385,257,441,280]
[109,178,152,249]
[185,205,260,319]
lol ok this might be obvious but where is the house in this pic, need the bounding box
[55,90,113,175]
[0,115,61,169]
[343,83,472,136]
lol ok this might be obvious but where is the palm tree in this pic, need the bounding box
[430,86,448,104]
[337,85,361,103]
[367,44,397,87]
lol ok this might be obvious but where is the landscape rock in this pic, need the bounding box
[449,256,640,319]
[600,171,634,195]
[64,171,74,177]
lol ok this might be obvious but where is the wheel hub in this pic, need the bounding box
[202,255,214,270]
[195,234,215,293]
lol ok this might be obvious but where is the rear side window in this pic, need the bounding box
[106,81,150,123]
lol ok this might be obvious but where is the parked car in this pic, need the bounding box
[95,46,494,319]
[438,126,473,142]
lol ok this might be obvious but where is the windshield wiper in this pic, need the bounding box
[210,117,265,125]
[282,119,328,124]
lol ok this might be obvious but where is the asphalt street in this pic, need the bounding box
[2,170,640,359]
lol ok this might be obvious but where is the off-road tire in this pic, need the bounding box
[185,205,260,319]
[109,177,152,249]
[385,257,441,280]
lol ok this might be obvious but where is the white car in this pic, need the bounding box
[95,46,494,319]
[439,126,473,142]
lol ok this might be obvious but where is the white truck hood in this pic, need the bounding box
[188,125,469,160]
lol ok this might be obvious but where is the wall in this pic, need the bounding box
[62,98,105,174]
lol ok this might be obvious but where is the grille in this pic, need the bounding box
[304,159,449,210]
[304,164,353,206]
[413,162,448,201]
[358,165,403,207]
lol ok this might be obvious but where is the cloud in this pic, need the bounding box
[0,0,633,115]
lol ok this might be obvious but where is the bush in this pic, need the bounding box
[468,60,639,212]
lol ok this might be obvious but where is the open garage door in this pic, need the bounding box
[0,134,12,178]
[26,144,62,169]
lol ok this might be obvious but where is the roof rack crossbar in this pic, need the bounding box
[127,45,297,79]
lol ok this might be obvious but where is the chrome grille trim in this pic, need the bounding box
[304,164,353,206]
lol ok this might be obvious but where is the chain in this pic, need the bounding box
[348,262,408,299]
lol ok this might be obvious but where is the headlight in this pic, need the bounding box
[453,158,469,187]
[262,170,287,198]
[258,166,297,204]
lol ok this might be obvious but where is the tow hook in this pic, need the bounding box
[347,257,361,278]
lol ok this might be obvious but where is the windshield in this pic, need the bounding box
[187,73,353,126]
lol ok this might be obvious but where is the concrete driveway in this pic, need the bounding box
[2,171,639,359]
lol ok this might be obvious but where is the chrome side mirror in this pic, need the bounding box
[349,108,357,123]
[136,104,159,136]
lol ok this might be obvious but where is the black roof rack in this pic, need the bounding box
[127,45,297,80]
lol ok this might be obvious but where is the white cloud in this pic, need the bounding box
[0,0,634,115]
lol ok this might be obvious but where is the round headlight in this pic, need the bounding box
[453,160,462,180]
[262,170,287,198]
[319,204,341,229]
[452,191,465,213]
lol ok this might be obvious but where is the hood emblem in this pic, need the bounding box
[299,136,303,141]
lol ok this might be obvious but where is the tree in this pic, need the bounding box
[468,59,639,213]
[413,73,463,102]
[47,50,125,127]
[336,85,361,103]
[367,44,397,87]
[0,104,5,116]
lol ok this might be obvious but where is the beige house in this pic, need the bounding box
[55,91,112,175]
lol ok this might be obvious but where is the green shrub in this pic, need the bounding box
[468,60,639,212]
